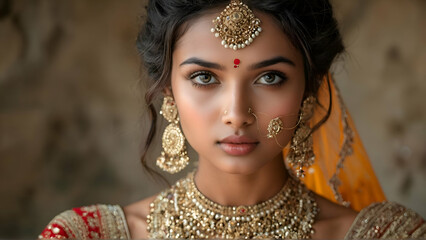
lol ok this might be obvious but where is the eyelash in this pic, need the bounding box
[186,70,288,88]
[188,71,218,89]
[255,71,288,87]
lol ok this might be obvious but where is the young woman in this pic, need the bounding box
[39,0,425,239]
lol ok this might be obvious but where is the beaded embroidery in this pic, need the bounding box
[344,202,426,239]
[39,204,130,239]
[147,172,319,239]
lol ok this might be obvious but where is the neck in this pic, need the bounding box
[194,154,289,206]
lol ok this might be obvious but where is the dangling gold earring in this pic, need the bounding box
[286,96,316,178]
[156,96,189,174]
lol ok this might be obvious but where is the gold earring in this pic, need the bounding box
[286,96,316,178]
[156,96,189,174]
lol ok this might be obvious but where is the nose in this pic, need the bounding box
[221,87,255,130]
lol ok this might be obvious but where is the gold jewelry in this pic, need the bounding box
[223,107,252,117]
[211,0,262,50]
[147,172,318,239]
[286,96,317,178]
[266,117,284,139]
[156,96,189,174]
[267,115,303,139]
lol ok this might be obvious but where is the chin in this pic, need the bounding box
[214,157,267,176]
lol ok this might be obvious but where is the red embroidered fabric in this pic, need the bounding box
[40,223,70,239]
[39,204,129,239]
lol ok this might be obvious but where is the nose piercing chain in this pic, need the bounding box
[249,108,301,148]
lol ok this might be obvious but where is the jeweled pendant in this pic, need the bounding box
[211,0,262,50]
[267,117,284,138]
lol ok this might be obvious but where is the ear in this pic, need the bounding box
[162,86,173,97]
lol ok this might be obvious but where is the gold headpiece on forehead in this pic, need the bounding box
[210,0,262,50]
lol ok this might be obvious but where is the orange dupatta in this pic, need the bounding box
[284,74,386,212]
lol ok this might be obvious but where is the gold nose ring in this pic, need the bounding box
[224,108,253,115]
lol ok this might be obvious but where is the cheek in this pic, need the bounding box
[255,93,300,115]
[253,89,304,131]
[178,98,209,133]
[250,86,304,146]
[172,84,218,149]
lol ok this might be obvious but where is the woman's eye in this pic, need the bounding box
[255,72,286,86]
[189,71,219,86]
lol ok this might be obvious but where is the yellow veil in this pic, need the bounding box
[284,74,386,212]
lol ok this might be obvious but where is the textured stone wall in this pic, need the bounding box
[0,0,425,238]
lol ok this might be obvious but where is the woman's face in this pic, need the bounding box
[170,11,305,174]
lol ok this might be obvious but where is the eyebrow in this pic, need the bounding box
[249,56,295,69]
[179,56,295,70]
[179,57,224,70]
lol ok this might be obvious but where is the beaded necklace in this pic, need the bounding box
[147,172,319,239]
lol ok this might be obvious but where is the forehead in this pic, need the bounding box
[173,10,302,65]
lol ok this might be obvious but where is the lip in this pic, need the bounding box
[218,135,259,156]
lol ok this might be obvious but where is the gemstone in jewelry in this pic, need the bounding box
[212,0,262,51]
[234,58,241,68]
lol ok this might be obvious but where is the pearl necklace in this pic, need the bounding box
[147,172,319,239]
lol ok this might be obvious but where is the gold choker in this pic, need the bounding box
[147,172,319,239]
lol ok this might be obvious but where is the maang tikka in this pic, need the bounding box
[286,96,317,178]
[211,0,262,50]
[156,96,189,174]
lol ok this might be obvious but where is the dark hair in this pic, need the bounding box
[137,0,344,177]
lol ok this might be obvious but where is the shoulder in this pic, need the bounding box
[39,204,129,239]
[122,194,158,239]
[312,194,358,239]
[345,201,425,239]
[123,187,179,239]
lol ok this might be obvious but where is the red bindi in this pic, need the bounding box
[234,58,240,68]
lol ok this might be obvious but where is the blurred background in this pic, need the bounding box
[0,0,425,238]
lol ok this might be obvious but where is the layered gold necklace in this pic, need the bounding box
[147,172,318,239]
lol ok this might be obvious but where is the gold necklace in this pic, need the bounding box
[147,172,319,239]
